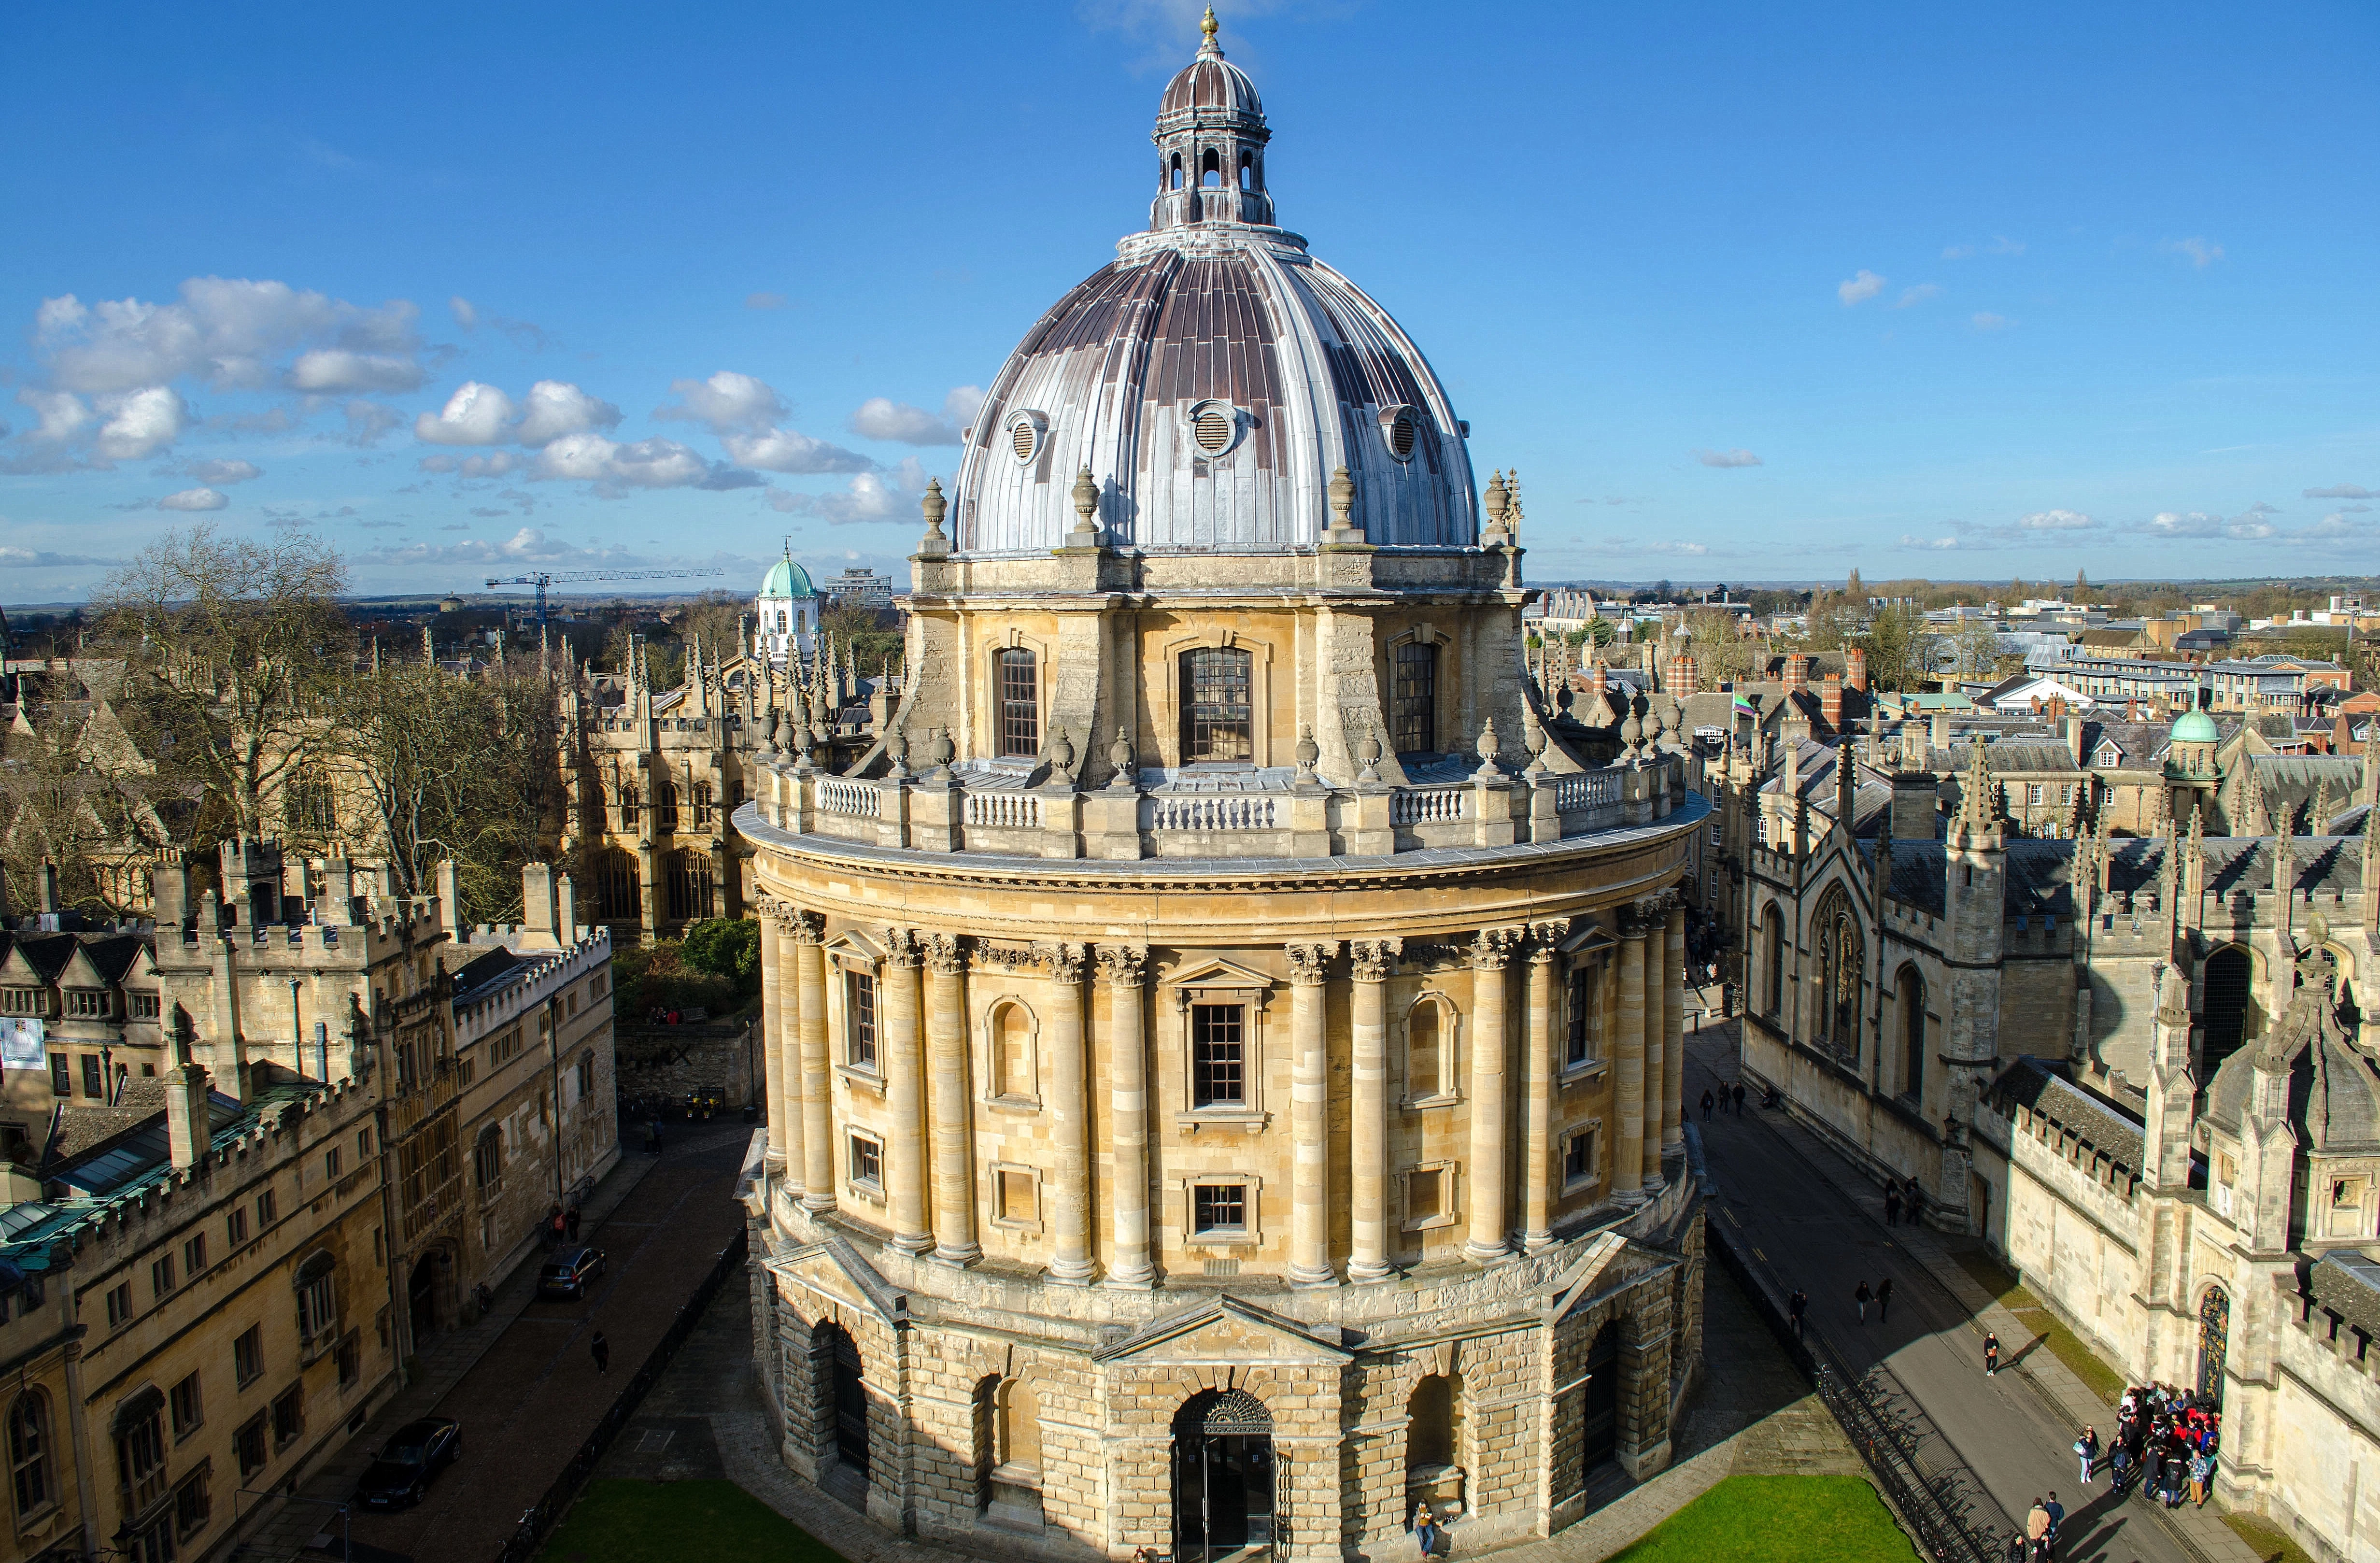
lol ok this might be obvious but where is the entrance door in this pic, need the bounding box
[408,1254,440,1350]
[1580,1322,1620,1476]
[2197,1286,2229,1409]
[1173,1389,1275,1559]
[830,1329,869,1477]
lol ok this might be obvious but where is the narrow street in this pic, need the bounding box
[1682,1022,2199,1563]
[323,1121,749,1561]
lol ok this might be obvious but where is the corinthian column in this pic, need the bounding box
[1348,938,1401,1282]
[881,928,932,1254]
[1521,924,1563,1250]
[1287,941,1340,1287]
[792,912,834,1213]
[924,934,978,1265]
[758,906,788,1171]
[1614,909,1648,1199]
[1464,928,1521,1263]
[1641,905,1667,1190]
[1040,942,1094,1283]
[1663,899,1687,1156]
[1097,945,1154,1288]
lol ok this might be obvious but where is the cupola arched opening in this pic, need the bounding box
[1202,147,1221,187]
[1171,152,1183,190]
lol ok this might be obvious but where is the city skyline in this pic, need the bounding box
[3,0,2375,599]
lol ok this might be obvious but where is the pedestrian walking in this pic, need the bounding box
[546,1203,566,1245]
[1732,1081,1746,1113]
[2042,1492,2064,1549]
[1787,1288,1808,1340]
[1884,1184,1901,1225]
[566,1204,582,1243]
[1983,1331,2000,1376]
[1412,1503,1438,1558]
[1875,1277,1893,1323]
[1700,1088,1715,1121]
[2075,1427,2098,1485]
[591,1331,610,1374]
[1854,1279,1872,1324]
[2189,1449,2212,1506]
[2109,1439,2129,1492]
[2024,1498,2050,1562]
[1905,1178,1924,1225]
[2143,1442,2163,1505]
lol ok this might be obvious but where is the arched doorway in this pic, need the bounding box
[1173,1387,1273,1561]
[2202,947,2252,1079]
[1580,1321,1621,1478]
[2197,1285,2229,1409]
[815,1323,868,1478]
[407,1253,442,1350]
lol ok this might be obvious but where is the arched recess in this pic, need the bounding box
[1201,146,1221,187]
[2201,944,2254,1079]
[1579,1320,1621,1476]
[1896,964,1927,1104]
[1811,881,1863,1062]
[1172,1388,1274,1555]
[664,848,715,924]
[1759,903,1785,1021]
[2196,1283,2230,1409]
[589,847,640,924]
[984,999,1038,1102]
[8,1392,50,1516]
[1403,993,1459,1103]
[814,1321,869,1478]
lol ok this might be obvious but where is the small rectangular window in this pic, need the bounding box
[1565,1129,1596,1186]
[256,1189,277,1227]
[173,1464,212,1540]
[80,1054,104,1099]
[106,1281,133,1328]
[226,1208,248,1247]
[151,1254,177,1299]
[1190,1005,1245,1106]
[997,646,1040,758]
[49,1056,70,1097]
[576,1052,594,1099]
[844,971,878,1069]
[996,1169,1035,1223]
[183,1233,207,1277]
[1392,641,1438,754]
[1191,1184,1247,1236]
[1406,1168,1445,1223]
[170,1372,204,1438]
[325,1147,342,1180]
[235,1414,268,1478]
[271,1386,304,1449]
[357,1127,373,1158]
[233,1325,264,1387]
[1565,968,1593,1066]
[848,1133,883,1190]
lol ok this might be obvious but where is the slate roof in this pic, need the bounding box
[1988,1056,2145,1178]
[2308,1253,2380,1342]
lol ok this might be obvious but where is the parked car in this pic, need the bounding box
[538,1245,606,1300]
[355,1417,462,1509]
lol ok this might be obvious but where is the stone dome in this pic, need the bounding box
[949,13,1476,558]
[2171,706,2219,743]
[759,556,814,598]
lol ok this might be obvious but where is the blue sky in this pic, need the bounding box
[3,0,2376,603]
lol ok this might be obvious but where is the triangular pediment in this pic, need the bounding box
[768,1231,906,1325]
[1163,957,1275,993]
[1547,1229,1680,1323]
[1094,1294,1349,1365]
[825,928,886,965]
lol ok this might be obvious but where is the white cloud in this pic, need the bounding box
[32,278,421,395]
[1694,448,1763,468]
[1837,270,1886,306]
[2160,236,2224,269]
[1971,312,2013,331]
[2017,509,2095,530]
[415,381,518,445]
[2139,510,2273,540]
[2304,484,2375,499]
[16,388,93,443]
[1893,284,1941,308]
[181,457,262,485]
[1897,533,1982,550]
[0,545,123,568]
[157,486,229,511]
[770,458,932,524]
[94,386,190,460]
[654,370,787,435]
[725,426,874,474]
[285,349,425,395]
[514,380,622,447]
[848,385,984,446]
[343,400,404,446]
[534,433,762,492]
[450,296,479,330]
[419,450,525,478]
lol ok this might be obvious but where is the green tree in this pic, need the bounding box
[681,918,762,990]
[1857,603,1941,693]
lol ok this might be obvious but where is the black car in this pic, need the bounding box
[538,1245,606,1299]
[355,1417,461,1509]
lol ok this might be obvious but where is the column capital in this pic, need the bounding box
[1617,900,1659,938]
[923,932,967,976]
[1527,919,1570,964]
[1093,943,1148,988]
[784,907,823,944]
[880,926,924,968]
[1348,938,1402,982]
[1469,926,1523,971]
[1285,940,1339,986]
[1028,940,1087,983]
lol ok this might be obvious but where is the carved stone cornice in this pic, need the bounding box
[1285,940,1340,986]
[923,932,967,976]
[1469,927,1523,971]
[973,942,1043,973]
[880,927,924,968]
[1094,944,1148,988]
[1348,938,1402,983]
[1035,941,1089,984]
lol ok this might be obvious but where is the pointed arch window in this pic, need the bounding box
[9,1393,48,1517]
[1812,884,1863,1061]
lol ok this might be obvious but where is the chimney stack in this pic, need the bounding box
[556,874,579,942]
[1821,674,1844,734]
[1845,645,1869,694]
[1785,652,1811,693]
[1666,654,1700,697]
[38,861,59,916]
[208,941,251,1102]
[437,859,463,936]
[164,1005,212,1171]
[521,863,559,951]
[1930,711,1951,754]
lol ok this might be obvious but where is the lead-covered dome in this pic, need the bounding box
[949,12,1476,557]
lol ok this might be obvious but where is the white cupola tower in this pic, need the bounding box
[753,542,820,667]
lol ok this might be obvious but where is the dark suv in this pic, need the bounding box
[355,1417,461,1508]
[538,1245,606,1300]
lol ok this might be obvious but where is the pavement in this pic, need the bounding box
[254,1118,751,1562]
[1686,1019,2262,1563]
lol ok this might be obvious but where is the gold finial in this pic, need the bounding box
[1201,6,1219,46]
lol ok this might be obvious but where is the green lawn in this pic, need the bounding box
[2223,1513,2317,1563]
[536,1479,849,1563]
[1608,1475,1919,1563]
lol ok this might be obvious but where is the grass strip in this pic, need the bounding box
[535,1478,851,1563]
[1607,1473,1920,1563]
[2222,1513,2317,1563]
[1949,1250,2128,1405]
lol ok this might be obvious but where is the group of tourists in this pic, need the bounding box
[2096,1383,2220,1508]
[1881,1175,1924,1225]
[1698,1082,1748,1119]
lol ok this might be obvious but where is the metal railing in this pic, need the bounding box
[493,1225,751,1563]
[1707,1218,2008,1563]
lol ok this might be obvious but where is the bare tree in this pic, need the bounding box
[94,526,350,839]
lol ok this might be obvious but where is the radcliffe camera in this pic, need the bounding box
[0,7,2372,1563]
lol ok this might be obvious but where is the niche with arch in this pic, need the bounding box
[1405,1370,1467,1520]
[1811,882,1863,1061]
[1896,964,1927,1105]
[976,1374,1046,1532]
[981,999,1040,1108]
[1201,146,1221,187]
[1402,994,1459,1106]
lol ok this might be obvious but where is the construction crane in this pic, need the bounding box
[481,568,726,633]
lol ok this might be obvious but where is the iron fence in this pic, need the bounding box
[492,1225,751,1563]
[1708,1216,2009,1563]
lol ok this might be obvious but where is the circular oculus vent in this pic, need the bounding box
[1010,419,1039,462]
[1193,408,1235,454]
[1381,405,1418,461]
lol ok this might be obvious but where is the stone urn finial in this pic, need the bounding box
[1482,469,1509,529]
[1049,724,1077,785]
[884,719,910,777]
[920,476,948,540]
[1473,716,1502,778]
[1067,464,1102,546]
[1356,722,1383,784]
[1295,722,1321,783]
[1524,713,1549,774]
[1326,464,1357,539]
[1108,725,1135,786]
[927,725,956,776]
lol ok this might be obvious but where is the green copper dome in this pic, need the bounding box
[2171,707,2219,743]
[760,556,815,599]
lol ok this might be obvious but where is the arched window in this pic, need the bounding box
[1898,966,1926,1102]
[777,611,787,631]
[997,647,1039,758]
[591,848,640,924]
[1760,906,1784,1019]
[653,780,680,833]
[1181,646,1254,763]
[1170,153,1183,190]
[284,765,336,838]
[2202,945,2252,1078]
[1813,885,1863,1060]
[1393,641,1438,754]
[1406,1373,1461,1469]
[1201,147,1221,187]
[972,1376,998,1510]
[990,1003,1033,1099]
[8,1393,47,1517]
[1238,150,1253,190]
[665,849,715,923]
